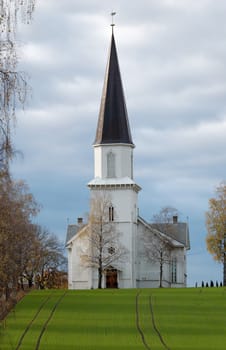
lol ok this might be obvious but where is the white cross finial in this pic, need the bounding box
[110,11,116,33]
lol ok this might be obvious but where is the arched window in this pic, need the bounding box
[107,151,116,178]
[109,206,114,221]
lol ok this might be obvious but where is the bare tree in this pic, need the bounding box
[142,228,172,287]
[0,171,66,298]
[0,0,36,169]
[152,206,179,226]
[81,192,128,289]
[0,173,39,298]
[18,223,44,289]
[31,226,67,289]
[140,207,180,287]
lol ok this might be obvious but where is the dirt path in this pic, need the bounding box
[35,291,67,350]
[135,291,152,350]
[149,295,171,350]
[15,294,52,350]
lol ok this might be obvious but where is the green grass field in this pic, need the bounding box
[1,288,226,350]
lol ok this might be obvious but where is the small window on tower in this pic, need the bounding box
[107,151,116,178]
[109,206,114,221]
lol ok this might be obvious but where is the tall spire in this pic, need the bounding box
[94,27,134,146]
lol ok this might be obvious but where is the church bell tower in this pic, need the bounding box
[88,23,141,288]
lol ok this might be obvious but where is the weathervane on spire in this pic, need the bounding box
[110,11,116,33]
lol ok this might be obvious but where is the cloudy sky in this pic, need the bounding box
[13,0,226,286]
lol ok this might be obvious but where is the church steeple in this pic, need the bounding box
[88,24,141,289]
[94,32,134,146]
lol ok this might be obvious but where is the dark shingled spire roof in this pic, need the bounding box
[94,33,134,145]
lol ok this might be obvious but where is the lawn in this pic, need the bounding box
[1,288,226,349]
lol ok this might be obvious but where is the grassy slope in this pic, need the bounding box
[1,288,226,350]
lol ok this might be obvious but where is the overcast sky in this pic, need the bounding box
[12,0,226,286]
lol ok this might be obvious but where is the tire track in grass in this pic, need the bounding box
[35,291,67,350]
[15,294,52,350]
[135,291,152,350]
[149,295,170,350]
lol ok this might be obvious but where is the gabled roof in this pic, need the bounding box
[138,216,186,248]
[65,223,88,247]
[94,33,134,146]
[65,224,80,245]
[151,222,190,250]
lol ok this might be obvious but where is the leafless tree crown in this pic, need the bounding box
[0,0,36,168]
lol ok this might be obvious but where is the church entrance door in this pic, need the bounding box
[106,269,118,288]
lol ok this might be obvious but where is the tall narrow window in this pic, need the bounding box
[107,151,116,178]
[131,153,133,179]
[109,206,114,221]
[171,257,177,283]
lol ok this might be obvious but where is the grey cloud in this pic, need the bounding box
[12,0,226,286]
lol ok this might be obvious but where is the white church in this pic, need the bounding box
[66,28,190,289]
